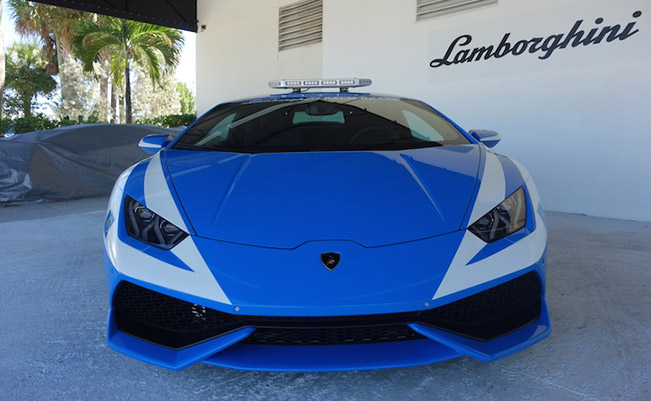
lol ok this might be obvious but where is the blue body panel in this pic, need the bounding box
[203,340,461,372]
[187,232,464,316]
[122,158,149,205]
[107,307,255,371]
[163,145,479,248]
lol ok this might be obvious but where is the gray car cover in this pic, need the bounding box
[0,124,183,205]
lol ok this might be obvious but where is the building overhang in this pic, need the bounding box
[33,0,197,32]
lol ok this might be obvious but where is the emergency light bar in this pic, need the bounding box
[269,78,372,92]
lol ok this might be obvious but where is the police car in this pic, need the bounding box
[103,78,550,371]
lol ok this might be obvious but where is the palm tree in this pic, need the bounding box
[72,18,183,123]
[9,1,84,104]
[5,42,57,118]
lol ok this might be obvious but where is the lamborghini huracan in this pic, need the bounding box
[103,78,550,371]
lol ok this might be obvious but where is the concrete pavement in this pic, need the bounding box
[1,197,649,400]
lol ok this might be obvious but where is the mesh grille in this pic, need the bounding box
[242,325,422,346]
[420,271,542,341]
[112,271,542,349]
[114,281,242,331]
[424,270,540,324]
[113,282,243,349]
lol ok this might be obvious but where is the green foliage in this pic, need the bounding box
[0,113,103,134]
[56,112,102,126]
[71,17,184,123]
[2,91,25,117]
[136,113,196,127]
[72,18,184,86]
[11,115,57,133]
[9,0,86,75]
[9,1,104,120]
[131,63,182,120]
[55,55,107,121]
[177,82,195,114]
[6,2,189,126]
[0,112,190,135]
[0,119,12,135]
[5,42,57,118]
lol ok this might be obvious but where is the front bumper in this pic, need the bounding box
[103,167,550,371]
[106,264,550,371]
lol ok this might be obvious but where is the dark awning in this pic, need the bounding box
[33,0,197,32]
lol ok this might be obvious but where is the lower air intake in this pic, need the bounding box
[112,271,542,349]
[242,325,423,346]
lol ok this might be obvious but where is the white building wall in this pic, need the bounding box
[196,0,651,221]
[196,0,322,108]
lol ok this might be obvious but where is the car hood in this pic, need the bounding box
[164,145,480,248]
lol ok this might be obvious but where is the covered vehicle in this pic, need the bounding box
[103,79,549,371]
[0,124,182,205]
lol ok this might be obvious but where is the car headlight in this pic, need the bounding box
[468,187,526,243]
[124,195,188,249]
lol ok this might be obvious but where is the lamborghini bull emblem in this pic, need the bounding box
[320,252,341,270]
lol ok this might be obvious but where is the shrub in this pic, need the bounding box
[56,112,102,127]
[0,119,12,135]
[137,113,196,127]
[0,112,195,136]
[11,115,58,134]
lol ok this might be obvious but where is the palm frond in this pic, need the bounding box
[72,19,123,77]
[131,46,162,83]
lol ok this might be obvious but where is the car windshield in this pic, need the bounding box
[175,97,469,153]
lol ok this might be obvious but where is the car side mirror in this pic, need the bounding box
[139,134,171,154]
[468,130,501,148]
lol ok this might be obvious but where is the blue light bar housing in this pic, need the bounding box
[269,78,372,92]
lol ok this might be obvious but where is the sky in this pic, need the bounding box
[1,0,197,93]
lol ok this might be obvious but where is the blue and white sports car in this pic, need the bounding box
[103,78,550,371]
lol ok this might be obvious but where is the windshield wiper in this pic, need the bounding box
[363,137,443,150]
[174,143,223,151]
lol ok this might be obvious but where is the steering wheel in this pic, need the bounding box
[349,126,401,144]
